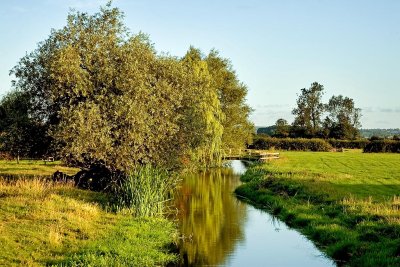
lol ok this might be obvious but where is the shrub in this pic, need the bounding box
[252,136,332,151]
[328,139,369,149]
[364,140,400,153]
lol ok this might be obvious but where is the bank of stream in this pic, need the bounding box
[172,160,335,266]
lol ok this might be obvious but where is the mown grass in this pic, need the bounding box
[235,150,400,266]
[0,159,79,177]
[0,177,177,266]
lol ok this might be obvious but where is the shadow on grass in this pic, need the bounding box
[53,187,111,208]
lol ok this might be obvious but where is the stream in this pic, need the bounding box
[172,160,335,266]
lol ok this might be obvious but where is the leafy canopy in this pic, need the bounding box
[11,4,253,171]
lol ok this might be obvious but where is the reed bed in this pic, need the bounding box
[111,165,179,217]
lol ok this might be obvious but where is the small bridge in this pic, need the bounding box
[222,149,279,162]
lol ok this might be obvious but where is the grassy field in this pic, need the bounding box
[0,160,79,177]
[236,150,400,266]
[0,161,177,266]
[264,150,400,200]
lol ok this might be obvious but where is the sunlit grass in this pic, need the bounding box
[236,150,400,266]
[0,160,79,177]
[0,178,177,266]
[264,150,400,199]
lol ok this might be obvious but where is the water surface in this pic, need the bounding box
[173,160,335,266]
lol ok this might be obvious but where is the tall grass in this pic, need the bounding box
[112,165,179,217]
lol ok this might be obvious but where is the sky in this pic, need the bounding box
[0,0,399,128]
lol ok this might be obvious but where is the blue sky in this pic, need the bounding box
[1,0,399,128]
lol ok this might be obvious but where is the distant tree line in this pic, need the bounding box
[0,4,253,174]
[259,82,362,140]
[252,135,400,152]
[359,129,400,139]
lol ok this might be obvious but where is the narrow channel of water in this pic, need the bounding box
[172,160,335,266]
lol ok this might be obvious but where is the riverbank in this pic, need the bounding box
[235,151,400,266]
[0,161,177,266]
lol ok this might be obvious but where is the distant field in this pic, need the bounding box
[0,160,79,177]
[268,150,400,200]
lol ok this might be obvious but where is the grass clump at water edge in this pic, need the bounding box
[111,164,179,217]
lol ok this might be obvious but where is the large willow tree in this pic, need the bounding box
[205,51,254,151]
[11,4,252,172]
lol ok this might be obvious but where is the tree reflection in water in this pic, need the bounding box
[173,167,247,266]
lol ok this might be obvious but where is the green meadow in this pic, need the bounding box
[0,161,177,266]
[0,160,79,177]
[264,150,400,200]
[236,150,400,266]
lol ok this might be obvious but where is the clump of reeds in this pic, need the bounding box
[111,165,178,217]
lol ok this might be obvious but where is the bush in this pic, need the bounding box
[364,140,400,153]
[111,165,179,217]
[328,139,369,149]
[251,136,332,151]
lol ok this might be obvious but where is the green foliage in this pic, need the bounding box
[273,118,290,137]
[289,83,362,139]
[364,140,400,153]
[252,136,332,151]
[257,125,276,135]
[328,139,369,149]
[292,82,325,137]
[181,48,224,168]
[323,95,361,139]
[205,50,254,151]
[111,165,178,217]
[235,151,400,266]
[10,4,253,172]
[0,90,51,158]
